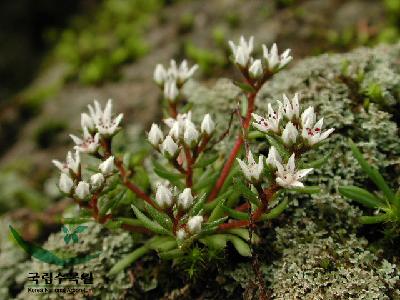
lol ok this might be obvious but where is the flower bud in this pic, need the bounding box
[176,229,187,240]
[164,80,179,102]
[187,215,203,234]
[161,136,179,157]
[183,121,199,146]
[249,59,263,78]
[59,173,74,194]
[200,114,215,135]
[155,184,174,208]
[282,122,298,145]
[90,173,104,190]
[178,188,193,211]
[99,156,115,175]
[154,64,167,85]
[75,181,90,199]
[148,123,164,146]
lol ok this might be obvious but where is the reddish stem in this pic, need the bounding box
[207,92,256,202]
[169,101,177,118]
[184,146,193,187]
[101,139,159,209]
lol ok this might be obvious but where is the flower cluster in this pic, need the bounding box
[153,60,198,102]
[237,93,333,189]
[148,111,215,159]
[53,100,120,200]
[252,93,334,147]
[155,184,204,240]
[229,36,292,78]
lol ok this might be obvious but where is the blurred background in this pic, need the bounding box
[0,0,399,238]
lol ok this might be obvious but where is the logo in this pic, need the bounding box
[9,225,100,267]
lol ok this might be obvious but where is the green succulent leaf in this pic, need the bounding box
[159,249,184,260]
[290,186,321,194]
[233,177,261,206]
[108,245,150,276]
[359,214,389,224]
[143,202,173,231]
[233,81,255,93]
[226,234,251,257]
[190,193,207,217]
[339,185,387,209]
[221,205,248,220]
[259,198,289,221]
[131,205,172,236]
[349,139,396,204]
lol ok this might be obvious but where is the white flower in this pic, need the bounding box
[249,59,263,78]
[266,146,282,169]
[164,80,179,102]
[275,153,313,188]
[278,93,300,120]
[178,188,193,210]
[201,114,215,135]
[262,43,292,70]
[228,36,254,67]
[169,121,182,140]
[75,181,90,199]
[88,99,123,136]
[153,64,167,85]
[90,173,104,190]
[282,122,298,145]
[52,150,80,175]
[99,156,115,175]
[161,136,179,157]
[252,103,281,133]
[70,127,100,153]
[81,113,95,131]
[187,215,203,234]
[164,112,192,128]
[155,184,174,208]
[183,120,199,146]
[301,117,335,146]
[59,173,74,194]
[176,228,187,240]
[236,151,264,182]
[176,60,198,83]
[148,123,164,146]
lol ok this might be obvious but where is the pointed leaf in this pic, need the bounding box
[190,193,207,217]
[349,139,395,203]
[259,198,289,221]
[71,234,79,243]
[233,177,260,206]
[199,234,227,251]
[339,186,386,208]
[233,81,255,93]
[359,214,389,224]
[108,245,150,276]
[64,235,71,244]
[131,205,171,235]
[226,234,251,257]
[221,205,248,220]
[143,202,173,231]
[73,225,88,233]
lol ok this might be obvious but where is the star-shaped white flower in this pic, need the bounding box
[176,59,198,83]
[52,150,80,175]
[88,99,123,136]
[262,43,292,70]
[70,127,100,153]
[228,36,254,67]
[301,117,334,146]
[277,93,300,121]
[252,103,281,133]
[266,146,282,169]
[236,151,264,182]
[275,153,313,188]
